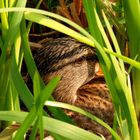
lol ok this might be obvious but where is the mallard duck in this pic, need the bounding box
[34,37,114,139]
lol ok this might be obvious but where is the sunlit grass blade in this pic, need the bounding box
[123,0,140,125]
[97,3,139,140]
[83,0,103,44]
[0,1,27,64]
[0,7,139,68]
[104,49,140,70]
[83,0,140,140]
[10,81,20,111]
[94,8,127,84]
[0,0,9,38]
[0,7,94,40]
[45,101,121,140]
[0,111,103,140]
[123,0,140,139]
[24,12,94,46]
[83,1,120,124]
[101,10,125,76]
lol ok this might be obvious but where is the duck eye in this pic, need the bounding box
[73,57,85,66]
[77,57,85,62]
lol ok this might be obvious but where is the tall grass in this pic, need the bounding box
[83,1,140,140]
[0,0,140,140]
[123,0,140,119]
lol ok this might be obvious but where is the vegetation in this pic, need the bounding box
[0,0,140,140]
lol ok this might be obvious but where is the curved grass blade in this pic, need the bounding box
[0,8,140,69]
[45,101,121,140]
[0,111,103,140]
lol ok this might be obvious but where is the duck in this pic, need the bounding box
[34,37,114,139]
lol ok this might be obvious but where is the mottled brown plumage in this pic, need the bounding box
[34,37,99,103]
[34,37,114,139]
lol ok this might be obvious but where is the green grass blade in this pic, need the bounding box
[40,77,60,104]
[0,8,139,68]
[0,0,9,38]
[13,106,37,140]
[123,2,140,133]
[0,1,27,64]
[83,0,103,44]
[45,101,121,140]
[101,10,126,76]
[33,71,41,101]
[123,1,140,139]
[11,50,34,110]
[0,58,11,110]
[0,111,103,140]
[28,118,39,140]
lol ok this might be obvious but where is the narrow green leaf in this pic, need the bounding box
[45,101,121,140]
[0,111,103,140]
[11,49,34,110]
[13,107,37,140]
